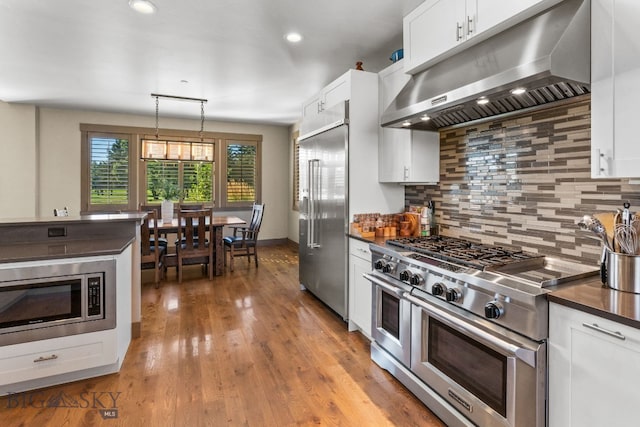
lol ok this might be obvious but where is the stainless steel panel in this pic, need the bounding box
[299,112,348,319]
[381,0,590,130]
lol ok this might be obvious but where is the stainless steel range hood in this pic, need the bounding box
[381,0,590,131]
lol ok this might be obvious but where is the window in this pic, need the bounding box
[223,140,260,207]
[81,124,261,212]
[81,131,135,212]
[144,161,214,203]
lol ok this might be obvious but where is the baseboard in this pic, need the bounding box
[131,322,141,339]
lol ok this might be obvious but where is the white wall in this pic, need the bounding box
[0,101,37,217]
[0,103,291,240]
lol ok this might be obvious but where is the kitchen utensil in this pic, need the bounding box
[593,211,616,244]
[615,223,638,255]
[578,215,613,251]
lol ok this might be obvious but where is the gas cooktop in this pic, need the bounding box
[386,236,545,271]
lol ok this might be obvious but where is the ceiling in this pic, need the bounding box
[0,0,424,126]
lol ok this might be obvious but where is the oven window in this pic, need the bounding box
[428,318,507,417]
[380,291,400,340]
[0,279,82,329]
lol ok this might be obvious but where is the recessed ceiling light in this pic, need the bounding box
[476,96,490,105]
[129,0,157,14]
[511,87,526,95]
[421,115,431,121]
[285,32,303,43]
[402,121,412,127]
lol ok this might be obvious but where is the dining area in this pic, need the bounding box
[140,203,265,285]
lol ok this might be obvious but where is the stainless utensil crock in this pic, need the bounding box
[603,250,640,294]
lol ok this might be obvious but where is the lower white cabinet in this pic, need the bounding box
[549,302,640,427]
[348,238,373,337]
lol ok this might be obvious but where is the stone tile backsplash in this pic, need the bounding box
[405,97,640,265]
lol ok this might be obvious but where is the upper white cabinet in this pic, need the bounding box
[301,73,351,125]
[378,60,439,184]
[549,302,640,427]
[591,0,640,178]
[403,0,553,74]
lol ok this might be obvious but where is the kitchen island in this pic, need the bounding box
[0,213,144,393]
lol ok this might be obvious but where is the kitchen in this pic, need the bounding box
[1,0,640,426]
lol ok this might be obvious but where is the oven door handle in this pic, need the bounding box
[405,293,538,368]
[363,273,405,297]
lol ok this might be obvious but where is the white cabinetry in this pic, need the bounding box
[348,238,372,337]
[378,60,439,184]
[548,302,640,427]
[591,0,640,178]
[0,248,132,393]
[403,0,552,74]
[301,73,351,125]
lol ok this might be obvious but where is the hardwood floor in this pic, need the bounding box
[2,243,446,427]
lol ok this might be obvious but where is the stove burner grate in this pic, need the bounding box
[387,236,543,270]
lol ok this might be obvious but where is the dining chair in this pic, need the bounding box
[139,204,169,247]
[175,208,214,283]
[223,203,265,272]
[140,210,167,287]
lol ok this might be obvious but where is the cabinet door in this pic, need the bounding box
[404,0,465,74]
[408,130,440,183]
[349,254,372,337]
[474,0,541,38]
[592,0,640,178]
[549,303,640,427]
[322,73,351,112]
[301,95,321,124]
[379,61,412,182]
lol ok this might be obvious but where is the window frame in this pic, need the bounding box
[219,139,262,209]
[80,130,137,213]
[80,124,262,213]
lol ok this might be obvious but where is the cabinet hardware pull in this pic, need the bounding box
[34,354,59,363]
[596,149,605,175]
[582,323,626,340]
[467,16,474,35]
[456,23,463,41]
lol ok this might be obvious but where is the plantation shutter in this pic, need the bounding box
[89,136,129,206]
[226,141,258,205]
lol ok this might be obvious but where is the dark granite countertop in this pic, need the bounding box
[548,276,640,329]
[348,233,397,246]
[0,213,145,227]
[0,237,135,263]
[0,213,143,263]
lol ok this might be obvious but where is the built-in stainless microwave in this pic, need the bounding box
[0,259,116,346]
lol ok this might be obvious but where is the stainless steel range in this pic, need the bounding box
[364,236,597,427]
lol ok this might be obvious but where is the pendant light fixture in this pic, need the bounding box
[140,94,211,162]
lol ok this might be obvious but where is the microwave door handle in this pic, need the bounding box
[405,293,537,368]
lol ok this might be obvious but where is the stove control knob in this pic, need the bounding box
[484,301,505,319]
[374,259,386,271]
[445,288,462,302]
[382,262,397,274]
[409,273,424,286]
[431,282,446,296]
[399,270,411,282]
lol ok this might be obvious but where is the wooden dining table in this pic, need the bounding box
[151,215,245,276]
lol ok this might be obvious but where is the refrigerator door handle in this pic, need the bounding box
[308,159,321,248]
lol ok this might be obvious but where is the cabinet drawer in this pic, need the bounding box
[0,338,115,385]
[349,238,372,261]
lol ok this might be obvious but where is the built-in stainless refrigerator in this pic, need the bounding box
[298,102,349,319]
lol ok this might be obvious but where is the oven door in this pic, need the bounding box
[407,292,546,427]
[364,272,412,367]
